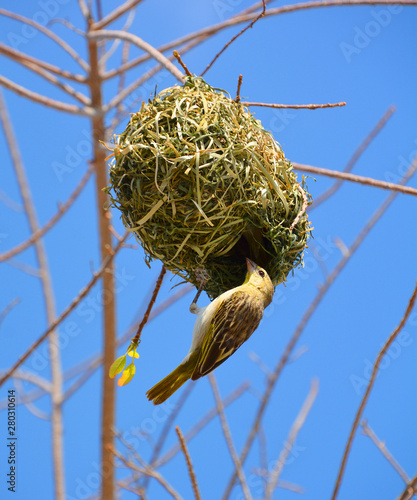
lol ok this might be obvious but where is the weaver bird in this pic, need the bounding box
[146,258,274,405]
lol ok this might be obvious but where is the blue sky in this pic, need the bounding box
[0,1,416,499]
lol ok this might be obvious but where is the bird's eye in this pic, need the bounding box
[258,270,265,278]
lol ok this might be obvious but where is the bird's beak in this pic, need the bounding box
[246,258,257,272]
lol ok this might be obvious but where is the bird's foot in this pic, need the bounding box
[191,268,210,306]
[194,268,210,286]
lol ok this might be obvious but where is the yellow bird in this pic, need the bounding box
[146,258,274,405]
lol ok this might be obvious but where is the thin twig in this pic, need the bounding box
[0,298,21,329]
[0,165,94,262]
[173,50,193,77]
[12,377,49,421]
[48,17,87,37]
[264,380,319,499]
[99,8,136,69]
[311,105,396,210]
[77,0,91,20]
[235,74,243,103]
[131,265,166,344]
[6,259,40,277]
[175,426,202,500]
[257,425,268,487]
[209,374,252,500]
[397,475,417,500]
[222,156,417,500]
[243,101,346,109]
[331,283,417,500]
[360,420,410,484]
[91,0,145,30]
[0,233,128,389]
[293,162,417,197]
[201,0,265,76]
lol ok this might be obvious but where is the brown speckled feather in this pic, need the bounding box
[191,289,264,380]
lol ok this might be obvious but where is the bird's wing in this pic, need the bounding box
[191,290,263,380]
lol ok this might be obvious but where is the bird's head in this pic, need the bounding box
[244,258,274,307]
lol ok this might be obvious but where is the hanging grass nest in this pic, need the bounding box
[106,76,312,299]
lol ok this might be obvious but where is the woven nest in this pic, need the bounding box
[106,76,312,299]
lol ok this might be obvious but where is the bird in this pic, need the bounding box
[146,258,274,405]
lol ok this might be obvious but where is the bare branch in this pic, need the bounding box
[0,298,20,329]
[209,374,252,500]
[331,283,417,500]
[9,370,52,394]
[77,0,91,20]
[13,377,50,421]
[397,476,417,500]
[0,75,95,116]
[99,8,136,69]
[173,50,193,77]
[361,420,410,484]
[264,380,319,499]
[21,62,90,105]
[7,259,40,277]
[86,30,117,500]
[0,88,65,499]
[87,30,185,82]
[131,266,166,345]
[48,17,87,37]
[235,74,243,103]
[0,165,94,262]
[91,0,145,30]
[0,43,86,83]
[0,8,89,72]
[175,426,202,500]
[243,100,346,109]
[293,162,417,196]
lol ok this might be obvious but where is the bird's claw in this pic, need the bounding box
[194,268,210,286]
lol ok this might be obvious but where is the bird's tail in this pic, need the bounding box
[146,353,198,405]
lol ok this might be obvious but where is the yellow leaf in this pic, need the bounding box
[109,355,126,378]
[117,364,136,386]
